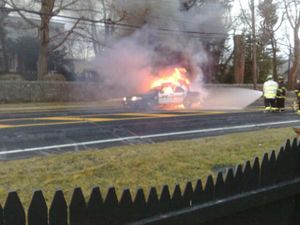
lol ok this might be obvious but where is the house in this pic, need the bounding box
[0,11,65,73]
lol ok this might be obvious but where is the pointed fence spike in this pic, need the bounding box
[234,164,243,177]
[4,192,25,225]
[160,185,171,200]
[253,157,260,167]
[132,189,147,221]
[270,150,277,184]
[277,148,284,162]
[215,172,225,199]
[147,187,160,217]
[282,140,296,180]
[159,185,172,214]
[285,139,291,152]
[118,189,133,223]
[183,182,193,206]
[104,187,118,207]
[261,153,271,186]
[244,160,251,172]
[171,184,184,210]
[203,175,214,202]
[70,187,87,225]
[270,151,276,161]
[251,157,260,188]
[119,189,133,207]
[172,185,182,200]
[134,189,146,206]
[233,165,243,193]
[103,187,119,225]
[277,148,287,182]
[224,168,234,196]
[242,161,253,192]
[292,138,298,150]
[28,190,48,225]
[287,140,299,179]
[87,187,104,225]
[88,187,103,206]
[193,179,204,205]
[49,190,68,225]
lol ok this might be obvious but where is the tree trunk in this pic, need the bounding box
[288,26,300,90]
[271,38,278,81]
[0,27,9,72]
[234,35,245,83]
[91,23,100,56]
[251,0,257,89]
[37,0,53,80]
[37,44,48,80]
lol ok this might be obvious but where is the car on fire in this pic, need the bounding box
[123,83,200,110]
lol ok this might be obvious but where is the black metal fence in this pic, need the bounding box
[1,138,300,225]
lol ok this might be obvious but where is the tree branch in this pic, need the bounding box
[6,0,39,28]
[238,0,252,29]
[73,30,109,48]
[283,0,296,28]
[52,0,81,16]
[49,17,82,52]
[274,12,285,32]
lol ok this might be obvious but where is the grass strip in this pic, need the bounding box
[0,127,296,206]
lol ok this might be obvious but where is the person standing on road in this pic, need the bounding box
[276,76,286,112]
[263,75,278,112]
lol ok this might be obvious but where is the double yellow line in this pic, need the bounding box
[0,111,224,129]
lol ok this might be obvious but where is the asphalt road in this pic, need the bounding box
[0,105,299,160]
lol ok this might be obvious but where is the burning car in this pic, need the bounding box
[123,67,200,110]
[123,88,158,110]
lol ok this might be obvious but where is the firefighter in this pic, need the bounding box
[295,79,300,114]
[276,76,286,112]
[263,75,278,112]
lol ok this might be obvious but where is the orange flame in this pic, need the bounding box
[150,67,190,90]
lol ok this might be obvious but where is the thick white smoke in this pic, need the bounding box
[92,0,230,97]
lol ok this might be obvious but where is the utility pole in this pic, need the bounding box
[251,0,257,89]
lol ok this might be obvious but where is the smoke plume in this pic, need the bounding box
[93,0,230,97]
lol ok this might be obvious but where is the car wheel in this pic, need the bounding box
[145,100,156,110]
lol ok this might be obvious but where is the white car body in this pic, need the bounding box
[157,85,188,105]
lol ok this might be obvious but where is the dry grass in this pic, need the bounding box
[0,127,296,206]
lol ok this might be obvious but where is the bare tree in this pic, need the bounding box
[238,0,258,88]
[283,0,300,89]
[65,0,126,57]
[258,0,283,81]
[234,35,245,83]
[5,0,82,80]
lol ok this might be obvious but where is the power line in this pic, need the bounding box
[0,6,233,38]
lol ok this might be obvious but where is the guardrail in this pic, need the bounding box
[1,138,300,225]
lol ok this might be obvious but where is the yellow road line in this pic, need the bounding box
[115,113,177,117]
[37,117,115,122]
[0,124,13,128]
[0,111,227,129]
[2,121,84,129]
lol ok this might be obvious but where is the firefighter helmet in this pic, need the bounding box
[266,75,273,80]
[278,76,284,81]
